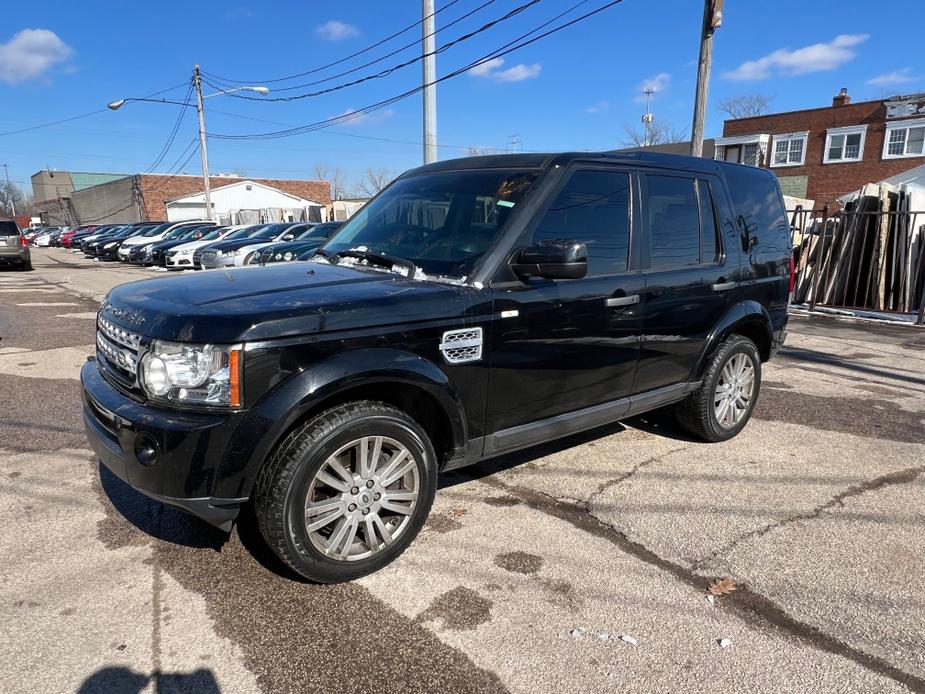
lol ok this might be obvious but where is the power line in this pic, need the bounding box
[142,82,195,173]
[208,0,612,142]
[202,0,464,85]
[0,83,188,138]
[201,0,541,103]
[205,0,500,95]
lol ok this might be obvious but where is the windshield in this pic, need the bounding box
[226,226,261,240]
[198,228,226,241]
[322,169,539,278]
[252,224,292,240]
[298,223,339,240]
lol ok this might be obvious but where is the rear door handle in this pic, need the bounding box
[606,294,640,307]
[712,281,737,292]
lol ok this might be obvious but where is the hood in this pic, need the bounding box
[102,261,477,343]
[122,234,163,246]
[263,239,324,260]
[204,237,272,253]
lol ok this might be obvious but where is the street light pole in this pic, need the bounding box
[193,65,213,221]
[422,0,438,165]
[690,0,723,157]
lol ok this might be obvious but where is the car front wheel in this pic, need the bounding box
[254,401,437,583]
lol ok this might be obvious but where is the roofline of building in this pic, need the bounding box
[140,172,328,184]
[164,179,320,204]
[31,170,129,177]
[722,92,925,125]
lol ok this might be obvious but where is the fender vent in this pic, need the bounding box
[439,327,483,364]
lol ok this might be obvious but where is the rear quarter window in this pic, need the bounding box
[724,165,791,275]
[0,221,20,236]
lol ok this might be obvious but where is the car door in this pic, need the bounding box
[485,166,645,440]
[634,172,741,392]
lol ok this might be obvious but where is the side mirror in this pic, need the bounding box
[283,234,295,241]
[511,241,588,280]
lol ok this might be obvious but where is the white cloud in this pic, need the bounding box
[866,67,917,87]
[0,29,73,84]
[586,101,610,114]
[333,107,395,126]
[315,20,359,41]
[468,57,541,83]
[723,34,869,81]
[634,73,670,101]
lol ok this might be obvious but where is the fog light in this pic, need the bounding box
[134,433,158,466]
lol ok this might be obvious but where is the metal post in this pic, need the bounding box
[193,65,214,221]
[810,205,829,312]
[2,164,15,216]
[422,0,438,165]
[690,0,722,157]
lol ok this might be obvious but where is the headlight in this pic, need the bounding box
[141,340,242,407]
[284,252,293,261]
[177,248,193,256]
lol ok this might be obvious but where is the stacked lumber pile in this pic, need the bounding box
[792,183,925,313]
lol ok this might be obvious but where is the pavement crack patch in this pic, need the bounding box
[588,446,686,506]
[694,465,925,571]
[477,474,925,692]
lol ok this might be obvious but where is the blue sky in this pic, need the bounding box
[1,0,923,194]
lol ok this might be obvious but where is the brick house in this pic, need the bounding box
[715,90,925,206]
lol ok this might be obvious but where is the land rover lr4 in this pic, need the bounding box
[82,152,790,583]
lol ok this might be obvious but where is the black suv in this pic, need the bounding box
[82,152,790,583]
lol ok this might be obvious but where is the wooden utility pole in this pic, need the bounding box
[690,0,723,157]
[422,0,438,164]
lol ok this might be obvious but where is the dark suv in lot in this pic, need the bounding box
[82,152,790,582]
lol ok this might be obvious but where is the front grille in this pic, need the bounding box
[97,316,142,384]
[439,327,483,364]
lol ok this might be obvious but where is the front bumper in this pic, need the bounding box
[200,253,237,269]
[81,358,248,531]
[166,253,197,269]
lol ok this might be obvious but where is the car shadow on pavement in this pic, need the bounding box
[98,464,226,550]
[77,666,219,694]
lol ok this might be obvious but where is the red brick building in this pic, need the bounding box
[715,90,925,206]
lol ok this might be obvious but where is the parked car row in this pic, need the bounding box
[59,220,344,270]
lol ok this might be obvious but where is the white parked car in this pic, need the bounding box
[117,220,212,261]
[199,223,302,269]
[165,225,251,269]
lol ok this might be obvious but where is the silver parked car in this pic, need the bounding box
[0,220,31,271]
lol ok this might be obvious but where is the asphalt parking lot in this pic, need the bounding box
[2,248,924,693]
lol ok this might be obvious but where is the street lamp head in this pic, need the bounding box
[107,99,126,111]
[251,86,270,95]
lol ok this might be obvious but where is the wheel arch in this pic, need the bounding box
[691,301,773,381]
[222,349,467,499]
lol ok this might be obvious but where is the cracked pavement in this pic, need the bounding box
[2,248,924,693]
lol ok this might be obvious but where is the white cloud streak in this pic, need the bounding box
[634,72,670,101]
[0,29,73,84]
[468,57,540,82]
[315,20,359,41]
[722,34,869,81]
[866,67,917,87]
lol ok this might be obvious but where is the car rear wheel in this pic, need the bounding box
[254,401,437,583]
[676,334,761,442]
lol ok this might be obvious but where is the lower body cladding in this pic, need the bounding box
[81,359,250,531]
[0,249,30,266]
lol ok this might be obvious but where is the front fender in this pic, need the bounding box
[214,348,467,498]
[690,301,773,381]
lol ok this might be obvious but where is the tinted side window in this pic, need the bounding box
[531,170,630,275]
[725,166,789,240]
[697,180,720,263]
[646,175,701,268]
[0,221,20,236]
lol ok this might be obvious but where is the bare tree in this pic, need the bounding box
[0,181,27,217]
[312,164,330,182]
[716,94,772,120]
[352,168,396,198]
[621,122,688,148]
[312,164,349,200]
[466,146,497,156]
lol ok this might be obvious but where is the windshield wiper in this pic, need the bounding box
[334,249,418,278]
[310,247,337,262]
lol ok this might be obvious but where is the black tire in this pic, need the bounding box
[253,401,438,583]
[677,334,761,442]
[21,259,33,271]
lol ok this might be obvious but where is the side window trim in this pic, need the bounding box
[514,164,638,278]
[696,177,725,265]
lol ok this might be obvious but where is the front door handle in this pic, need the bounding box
[606,294,640,307]
[712,281,737,292]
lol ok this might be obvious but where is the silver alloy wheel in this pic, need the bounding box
[714,352,756,429]
[304,436,420,561]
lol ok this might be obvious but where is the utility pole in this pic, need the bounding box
[690,0,723,157]
[422,0,438,164]
[642,88,655,147]
[2,164,15,216]
[193,65,214,220]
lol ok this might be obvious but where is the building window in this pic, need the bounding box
[714,134,769,167]
[824,125,866,164]
[883,118,925,159]
[770,132,808,167]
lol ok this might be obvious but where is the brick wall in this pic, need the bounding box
[722,98,925,206]
[138,175,332,221]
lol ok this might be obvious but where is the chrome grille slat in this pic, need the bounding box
[439,327,483,364]
[96,332,138,373]
[98,316,141,351]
